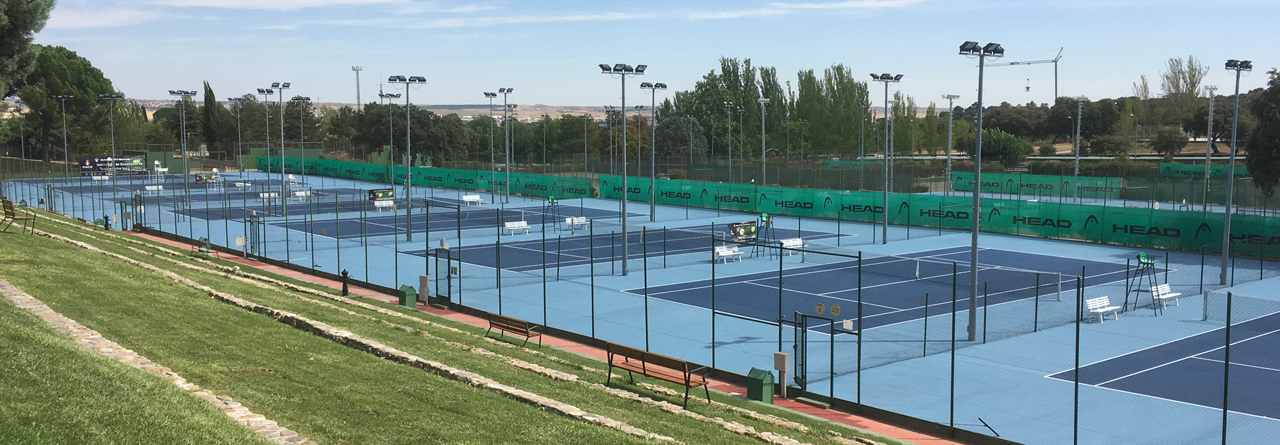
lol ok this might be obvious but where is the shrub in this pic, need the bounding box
[1038,143,1057,156]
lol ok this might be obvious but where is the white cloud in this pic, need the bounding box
[148,0,407,10]
[255,23,300,30]
[412,12,652,28]
[771,0,927,10]
[687,8,789,20]
[47,8,162,29]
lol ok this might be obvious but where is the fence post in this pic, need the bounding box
[1074,276,1082,445]
[643,226,649,351]
[1222,291,1233,445]
[590,220,595,338]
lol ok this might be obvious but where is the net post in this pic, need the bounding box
[923,292,929,356]
[1034,273,1040,332]
[982,282,988,343]
[556,235,561,281]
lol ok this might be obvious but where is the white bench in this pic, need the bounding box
[91,175,110,182]
[504,221,530,235]
[373,200,396,212]
[232,181,252,188]
[144,185,164,195]
[714,245,743,263]
[564,216,588,231]
[1151,284,1182,308]
[290,190,312,202]
[258,192,280,201]
[1086,297,1121,323]
[779,238,804,255]
[462,195,482,206]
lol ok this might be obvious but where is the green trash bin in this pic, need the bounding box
[746,368,774,404]
[397,285,417,308]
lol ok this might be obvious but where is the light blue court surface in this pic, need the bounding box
[5,171,1279,445]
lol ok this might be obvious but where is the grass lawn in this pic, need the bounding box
[5,211,905,445]
[0,291,272,444]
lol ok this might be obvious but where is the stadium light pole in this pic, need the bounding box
[759,97,770,185]
[257,88,274,178]
[1203,86,1217,212]
[227,97,245,175]
[640,81,666,221]
[485,92,498,203]
[1221,59,1251,285]
[352,66,363,111]
[599,63,646,275]
[389,75,426,242]
[52,94,74,179]
[293,96,312,184]
[168,90,197,204]
[871,73,902,244]
[959,40,1004,342]
[797,119,806,166]
[98,93,124,203]
[499,88,514,202]
[15,101,26,179]
[942,94,960,196]
[725,101,734,183]
[271,83,291,200]
[1073,96,1084,202]
[737,105,744,182]
[859,100,869,191]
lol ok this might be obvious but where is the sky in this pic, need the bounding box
[34,0,1279,111]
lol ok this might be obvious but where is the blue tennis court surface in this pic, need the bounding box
[631,246,1132,330]
[1049,311,1280,420]
[279,205,639,239]
[412,228,842,272]
[179,194,457,220]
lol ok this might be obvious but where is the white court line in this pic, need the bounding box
[1093,326,1280,386]
[741,281,904,311]
[1048,311,1280,374]
[1191,356,1280,374]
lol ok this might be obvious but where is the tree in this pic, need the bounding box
[1160,56,1209,123]
[0,0,54,96]
[200,81,236,157]
[954,128,1032,166]
[654,115,708,159]
[1151,127,1188,155]
[1088,135,1135,155]
[14,45,115,163]
[1245,69,1280,197]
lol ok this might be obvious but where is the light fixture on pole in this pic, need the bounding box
[640,81,666,221]
[758,97,770,185]
[388,75,426,242]
[942,94,960,196]
[858,100,869,191]
[1221,59,1251,285]
[378,90,400,161]
[1073,96,1084,202]
[871,73,902,244]
[352,66,363,111]
[168,90,197,205]
[52,94,74,179]
[499,88,514,202]
[958,40,1003,342]
[485,92,498,203]
[98,93,124,204]
[599,63,646,275]
[271,82,291,201]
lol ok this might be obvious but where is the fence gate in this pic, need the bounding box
[780,310,856,397]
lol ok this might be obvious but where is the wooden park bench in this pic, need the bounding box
[1,199,36,234]
[1151,284,1182,309]
[485,313,542,347]
[504,220,530,235]
[714,245,742,263]
[462,195,483,206]
[1086,296,1121,323]
[606,343,710,408]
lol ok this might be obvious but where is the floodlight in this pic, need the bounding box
[168,90,177,94]
[281,83,290,88]
[1240,60,1252,70]
[959,41,980,54]
[613,64,626,72]
[894,74,904,81]
[640,82,653,88]
[1226,60,1239,69]
[257,88,266,93]
[506,88,513,92]
[409,76,426,83]
[265,89,274,94]
[983,43,1003,55]
[622,65,634,73]
[870,73,878,80]
[599,64,612,72]
[758,98,770,104]
[634,65,647,74]
[655,83,667,89]
[271,82,280,88]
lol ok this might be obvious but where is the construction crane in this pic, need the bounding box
[988,47,1063,99]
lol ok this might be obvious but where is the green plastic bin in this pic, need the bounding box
[397,285,417,308]
[746,368,774,404]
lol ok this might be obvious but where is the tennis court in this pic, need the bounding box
[633,246,1132,331]
[411,227,842,272]
[1049,311,1280,420]
[278,204,638,239]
